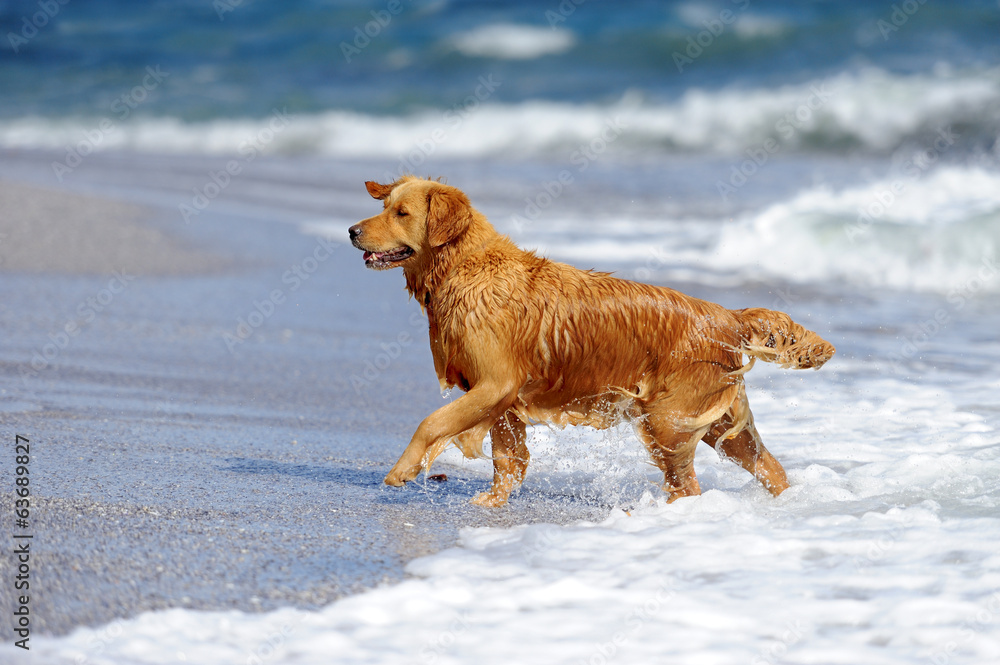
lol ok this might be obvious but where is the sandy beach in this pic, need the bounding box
[0,152,604,638]
[4,2,1000,661]
[1,138,999,663]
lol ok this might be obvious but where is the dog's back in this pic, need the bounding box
[351,177,834,505]
[434,235,823,415]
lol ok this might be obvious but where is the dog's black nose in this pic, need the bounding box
[348,224,363,241]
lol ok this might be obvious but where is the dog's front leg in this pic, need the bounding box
[384,380,519,487]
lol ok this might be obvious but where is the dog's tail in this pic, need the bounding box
[733,307,835,370]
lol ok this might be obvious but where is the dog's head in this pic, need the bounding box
[348,177,473,270]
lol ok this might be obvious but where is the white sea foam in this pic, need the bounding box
[9,358,1000,665]
[486,165,1000,296]
[307,164,1000,296]
[676,2,791,39]
[732,13,791,38]
[445,23,576,59]
[2,68,997,158]
[711,167,1000,294]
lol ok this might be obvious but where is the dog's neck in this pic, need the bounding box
[403,211,501,309]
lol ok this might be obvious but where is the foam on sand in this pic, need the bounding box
[11,358,1000,665]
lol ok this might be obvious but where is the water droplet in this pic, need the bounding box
[441,387,453,399]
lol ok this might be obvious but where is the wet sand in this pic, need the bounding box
[0,158,604,638]
[0,181,227,276]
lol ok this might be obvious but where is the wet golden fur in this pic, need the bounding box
[349,176,835,506]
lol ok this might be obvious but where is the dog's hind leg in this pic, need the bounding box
[471,411,529,507]
[634,406,708,503]
[702,399,789,496]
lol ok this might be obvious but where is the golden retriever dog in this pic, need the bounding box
[349,176,835,507]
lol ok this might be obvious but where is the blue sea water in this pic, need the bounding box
[6,0,996,295]
[1,0,999,153]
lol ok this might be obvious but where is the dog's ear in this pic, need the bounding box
[427,185,473,247]
[365,181,393,200]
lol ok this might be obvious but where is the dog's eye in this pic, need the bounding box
[396,210,409,217]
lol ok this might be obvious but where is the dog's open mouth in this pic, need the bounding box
[363,246,414,269]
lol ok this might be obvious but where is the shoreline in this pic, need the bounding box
[2,147,997,653]
[0,169,605,638]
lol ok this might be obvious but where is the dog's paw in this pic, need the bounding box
[383,472,407,487]
[470,490,508,508]
[384,464,421,487]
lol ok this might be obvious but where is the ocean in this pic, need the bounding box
[2,0,999,663]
